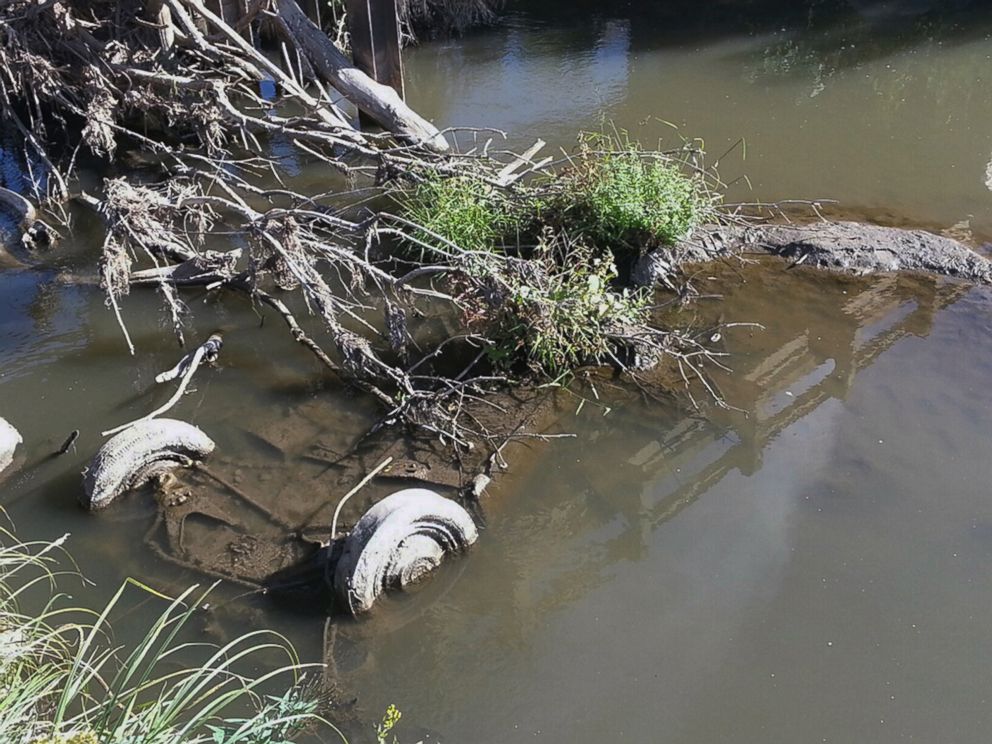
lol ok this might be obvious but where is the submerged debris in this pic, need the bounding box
[748,221,992,282]
[0,417,22,476]
[334,488,479,616]
[82,419,215,510]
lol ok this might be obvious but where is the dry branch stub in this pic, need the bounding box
[102,334,224,437]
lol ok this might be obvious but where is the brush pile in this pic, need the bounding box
[0,0,727,460]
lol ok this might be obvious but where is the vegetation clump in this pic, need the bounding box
[552,132,707,250]
[401,174,522,253]
[485,230,649,375]
[397,130,711,378]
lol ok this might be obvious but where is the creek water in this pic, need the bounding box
[2,1,992,742]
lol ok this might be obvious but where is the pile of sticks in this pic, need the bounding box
[0,0,724,458]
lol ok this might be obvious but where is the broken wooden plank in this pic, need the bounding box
[496,139,549,186]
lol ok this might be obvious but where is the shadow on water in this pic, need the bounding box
[508,0,992,56]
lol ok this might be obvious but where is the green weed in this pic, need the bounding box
[398,174,523,254]
[488,230,649,376]
[0,523,340,744]
[555,130,706,249]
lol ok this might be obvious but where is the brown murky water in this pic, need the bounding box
[3,2,992,742]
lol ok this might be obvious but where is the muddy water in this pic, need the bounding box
[2,2,992,743]
[321,265,992,743]
[407,0,992,239]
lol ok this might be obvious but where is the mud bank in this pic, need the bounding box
[634,220,992,288]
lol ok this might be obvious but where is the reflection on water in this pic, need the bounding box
[326,264,992,744]
[417,18,631,136]
[407,0,992,236]
[5,221,991,743]
[2,233,991,742]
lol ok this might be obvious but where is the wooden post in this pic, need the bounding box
[299,0,322,28]
[203,0,253,39]
[345,0,405,99]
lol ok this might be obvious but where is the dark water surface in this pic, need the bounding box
[2,2,992,742]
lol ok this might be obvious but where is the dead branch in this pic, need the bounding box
[102,333,224,436]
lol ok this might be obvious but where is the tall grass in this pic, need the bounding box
[399,129,709,257]
[0,523,340,744]
[398,174,522,254]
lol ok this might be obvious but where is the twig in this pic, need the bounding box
[55,429,80,456]
[327,456,393,543]
[101,333,222,436]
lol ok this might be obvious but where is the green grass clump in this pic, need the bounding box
[557,132,706,249]
[0,524,338,744]
[394,128,712,378]
[400,174,521,254]
[490,231,649,375]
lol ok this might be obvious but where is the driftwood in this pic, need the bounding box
[274,0,449,151]
[102,334,224,437]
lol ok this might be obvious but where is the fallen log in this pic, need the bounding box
[274,0,450,152]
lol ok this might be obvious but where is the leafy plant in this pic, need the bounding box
[375,704,402,744]
[554,130,706,249]
[396,128,714,379]
[486,230,649,376]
